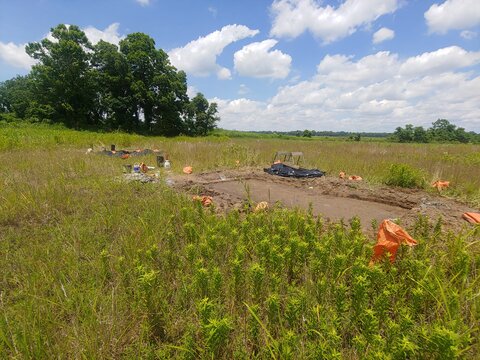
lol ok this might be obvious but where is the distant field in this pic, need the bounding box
[2,122,477,205]
[1,123,479,358]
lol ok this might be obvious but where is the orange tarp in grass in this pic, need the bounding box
[348,175,363,181]
[370,219,418,265]
[462,212,480,224]
[432,180,450,190]
[193,195,212,207]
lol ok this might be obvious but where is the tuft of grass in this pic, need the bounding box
[383,163,426,188]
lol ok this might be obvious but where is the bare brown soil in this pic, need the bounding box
[169,168,478,232]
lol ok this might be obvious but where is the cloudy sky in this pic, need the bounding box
[1,0,479,132]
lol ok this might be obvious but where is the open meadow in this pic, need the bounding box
[1,123,479,358]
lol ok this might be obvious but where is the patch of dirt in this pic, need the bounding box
[168,168,478,232]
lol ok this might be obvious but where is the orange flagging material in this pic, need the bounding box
[370,219,418,264]
[432,180,450,190]
[462,212,480,224]
[193,195,212,207]
[348,175,363,181]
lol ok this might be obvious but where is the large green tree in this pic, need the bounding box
[393,124,414,142]
[119,33,189,135]
[0,76,33,118]
[183,93,219,136]
[427,119,470,143]
[91,40,135,131]
[2,23,219,136]
[391,119,477,143]
[26,24,96,129]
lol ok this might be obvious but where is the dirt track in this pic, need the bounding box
[169,168,478,232]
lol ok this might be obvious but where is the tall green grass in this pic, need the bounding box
[1,123,479,206]
[0,124,479,358]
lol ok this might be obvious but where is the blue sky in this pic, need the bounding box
[0,0,479,132]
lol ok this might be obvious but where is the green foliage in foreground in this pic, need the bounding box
[0,147,479,358]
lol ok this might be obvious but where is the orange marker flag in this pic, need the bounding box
[348,175,363,181]
[370,220,418,265]
[462,212,480,224]
[432,180,450,190]
[193,195,213,207]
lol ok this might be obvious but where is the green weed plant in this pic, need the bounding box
[383,163,426,188]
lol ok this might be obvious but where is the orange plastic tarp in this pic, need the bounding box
[370,219,418,265]
[432,180,450,190]
[462,212,480,224]
[348,175,363,181]
[193,195,213,207]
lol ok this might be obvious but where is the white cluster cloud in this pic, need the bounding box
[215,46,480,132]
[46,23,124,45]
[373,27,395,44]
[270,0,399,43]
[168,25,259,80]
[399,46,480,77]
[425,0,480,34]
[234,39,292,79]
[83,23,124,45]
[0,42,37,70]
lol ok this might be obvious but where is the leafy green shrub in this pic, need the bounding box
[383,163,425,188]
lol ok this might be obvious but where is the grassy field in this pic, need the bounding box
[1,123,479,358]
[1,122,479,205]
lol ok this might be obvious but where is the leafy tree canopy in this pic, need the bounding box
[391,119,478,144]
[1,24,219,136]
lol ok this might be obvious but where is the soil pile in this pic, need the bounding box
[170,168,478,232]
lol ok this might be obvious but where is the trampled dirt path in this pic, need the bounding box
[169,168,478,232]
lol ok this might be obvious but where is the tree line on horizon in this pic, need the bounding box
[247,120,479,143]
[391,119,479,144]
[0,24,219,136]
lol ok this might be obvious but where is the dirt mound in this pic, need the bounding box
[169,168,478,232]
